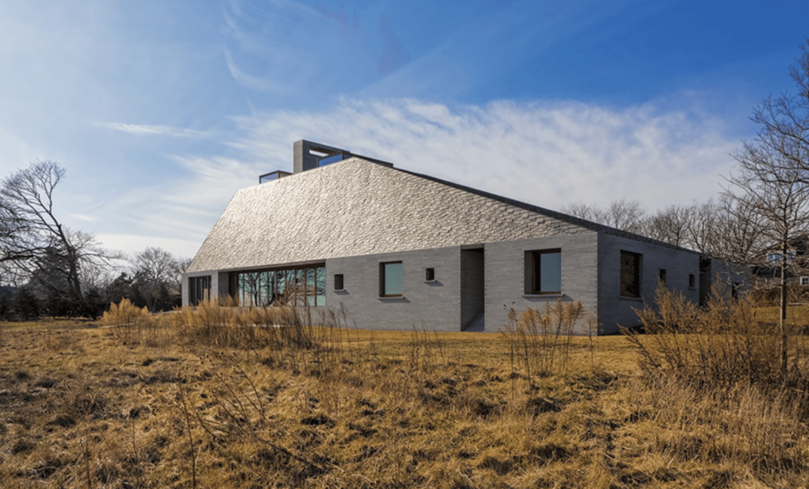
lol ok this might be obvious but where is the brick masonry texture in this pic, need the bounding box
[187,158,595,273]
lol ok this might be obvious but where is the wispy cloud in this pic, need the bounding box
[70,213,97,223]
[229,97,741,211]
[97,122,209,138]
[223,49,288,92]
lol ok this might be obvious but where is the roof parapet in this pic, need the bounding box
[293,139,393,173]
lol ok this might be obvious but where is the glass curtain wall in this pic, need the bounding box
[235,265,326,307]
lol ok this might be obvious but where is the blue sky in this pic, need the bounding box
[0,0,807,260]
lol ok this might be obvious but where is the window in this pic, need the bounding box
[380,262,403,297]
[334,273,344,291]
[318,153,347,166]
[530,249,562,294]
[768,251,795,264]
[425,268,435,282]
[659,269,667,285]
[689,274,696,289]
[620,251,641,298]
[801,277,809,286]
[233,265,326,307]
[189,276,211,306]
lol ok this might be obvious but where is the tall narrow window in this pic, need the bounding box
[620,251,641,298]
[425,268,435,282]
[689,274,696,289]
[659,269,667,285]
[380,262,403,297]
[316,267,326,305]
[530,249,561,294]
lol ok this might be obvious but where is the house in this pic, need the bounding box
[757,235,809,286]
[183,140,742,334]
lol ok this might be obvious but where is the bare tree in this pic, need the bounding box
[642,204,694,247]
[0,161,114,309]
[562,199,647,234]
[131,247,190,311]
[726,42,809,373]
[746,40,809,183]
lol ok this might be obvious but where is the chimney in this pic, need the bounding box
[293,140,351,173]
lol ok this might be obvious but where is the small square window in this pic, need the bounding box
[380,262,403,297]
[334,274,344,291]
[659,269,667,285]
[425,268,435,282]
[802,277,809,286]
[689,274,696,289]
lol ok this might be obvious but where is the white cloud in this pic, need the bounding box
[97,122,209,138]
[229,98,740,212]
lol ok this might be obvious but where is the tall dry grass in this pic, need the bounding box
[101,298,155,345]
[501,299,593,384]
[625,283,809,392]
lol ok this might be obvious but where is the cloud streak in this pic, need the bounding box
[97,122,209,138]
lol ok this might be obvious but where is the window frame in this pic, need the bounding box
[529,249,562,295]
[379,261,404,298]
[619,250,642,299]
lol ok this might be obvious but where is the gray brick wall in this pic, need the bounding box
[484,233,599,335]
[325,246,462,331]
[597,233,700,333]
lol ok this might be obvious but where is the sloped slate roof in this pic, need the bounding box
[188,157,690,273]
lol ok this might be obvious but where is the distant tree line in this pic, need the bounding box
[0,161,190,321]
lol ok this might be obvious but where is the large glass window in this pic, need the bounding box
[530,250,561,294]
[380,262,403,297]
[233,265,325,307]
[620,251,641,298]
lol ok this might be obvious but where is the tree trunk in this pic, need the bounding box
[780,240,789,376]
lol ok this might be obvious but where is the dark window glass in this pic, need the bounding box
[659,269,667,285]
[334,273,344,291]
[425,268,435,281]
[620,251,641,298]
[531,250,561,294]
[380,262,403,297]
[189,276,211,306]
[689,274,696,289]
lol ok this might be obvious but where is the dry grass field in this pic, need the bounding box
[1,299,808,489]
